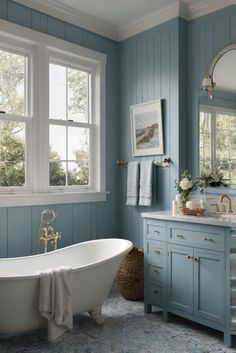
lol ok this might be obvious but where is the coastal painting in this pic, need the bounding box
[130,100,163,156]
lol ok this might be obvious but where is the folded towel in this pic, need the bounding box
[38,266,73,342]
[139,161,153,206]
[126,161,140,206]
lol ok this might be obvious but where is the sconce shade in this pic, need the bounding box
[201,74,216,97]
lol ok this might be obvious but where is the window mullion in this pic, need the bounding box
[49,118,91,129]
[66,67,68,187]
[36,44,50,193]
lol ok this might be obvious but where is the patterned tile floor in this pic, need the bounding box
[0,293,235,353]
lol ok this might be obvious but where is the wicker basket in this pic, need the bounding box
[116,247,144,301]
[178,207,206,216]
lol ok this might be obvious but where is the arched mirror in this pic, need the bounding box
[199,45,236,188]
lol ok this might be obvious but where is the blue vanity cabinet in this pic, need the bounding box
[168,244,194,314]
[143,216,231,346]
[144,219,167,314]
[168,244,225,326]
[193,248,225,325]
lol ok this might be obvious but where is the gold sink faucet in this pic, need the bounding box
[219,194,233,213]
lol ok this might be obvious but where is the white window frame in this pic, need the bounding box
[47,54,96,192]
[0,19,106,207]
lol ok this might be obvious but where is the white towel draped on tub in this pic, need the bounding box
[139,161,153,206]
[126,161,140,206]
[38,266,73,342]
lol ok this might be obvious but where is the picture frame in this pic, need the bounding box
[130,100,163,156]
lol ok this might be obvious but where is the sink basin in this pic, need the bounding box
[216,213,236,219]
[208,213,236,221]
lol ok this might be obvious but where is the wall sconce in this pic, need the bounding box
[201,74,216,98]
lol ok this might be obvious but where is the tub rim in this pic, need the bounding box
[0,238,133,281]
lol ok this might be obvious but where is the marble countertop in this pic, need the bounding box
[141,210,236,227]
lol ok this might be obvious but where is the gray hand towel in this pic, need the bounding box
[126,161,140,206]
[139,161,153,206]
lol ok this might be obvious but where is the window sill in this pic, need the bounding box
[0,191,107,207]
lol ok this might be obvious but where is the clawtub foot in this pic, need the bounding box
[89,306,105,324]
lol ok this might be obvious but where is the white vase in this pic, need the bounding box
[175,194,183,207]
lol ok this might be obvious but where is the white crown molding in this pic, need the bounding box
[187,0,236,21]
[118,2,184,41]
[14,0,236,42]
[14,0,118,41]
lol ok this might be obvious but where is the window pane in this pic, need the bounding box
[49,161,66,186]
[49,63,66,120]
[49,125,66,160]
[200,133,211,160]
[68,68,89,123]
[200,159,211,173]
[230,161,236,185]
[68,162,89,186]
[68,127,89,160]
[0,121,25,186]
[49,63,89,123]
[231,134,236,158]
[68,127,89,186]
[200,111,211,133]
[0,48,27,116]
[220,161,230,182]
[216,130,230,160]
[216,113,230,129]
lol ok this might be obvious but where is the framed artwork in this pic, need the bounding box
[130,100,163,156]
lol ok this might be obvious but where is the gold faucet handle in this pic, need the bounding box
[54,232,62,239]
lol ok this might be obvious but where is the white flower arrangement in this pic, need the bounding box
[175,170,198,207]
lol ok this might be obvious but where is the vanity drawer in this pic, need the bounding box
[147,240,167,262]
[147,263,166,285]
[147,284,164,307]
[168,225,225,251]
[145,220,166,241]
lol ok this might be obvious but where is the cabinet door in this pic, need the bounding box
[194,248,225,325]
[168,245,194,314]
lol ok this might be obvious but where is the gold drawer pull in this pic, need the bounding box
[154,248,161,254]
[154,230,160,234]
[176,234,184,239]
[204,237,214,241]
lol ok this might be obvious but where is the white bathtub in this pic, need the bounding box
[0,238,133,335]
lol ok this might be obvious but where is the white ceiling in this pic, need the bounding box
[15,0,236,40]
[49,0,193,28]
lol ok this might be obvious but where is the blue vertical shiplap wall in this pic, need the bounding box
[187,5,236,178]
[119,18,187,247]
[0,0,120,257]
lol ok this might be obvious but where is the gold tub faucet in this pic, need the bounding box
[37,209,62,254]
